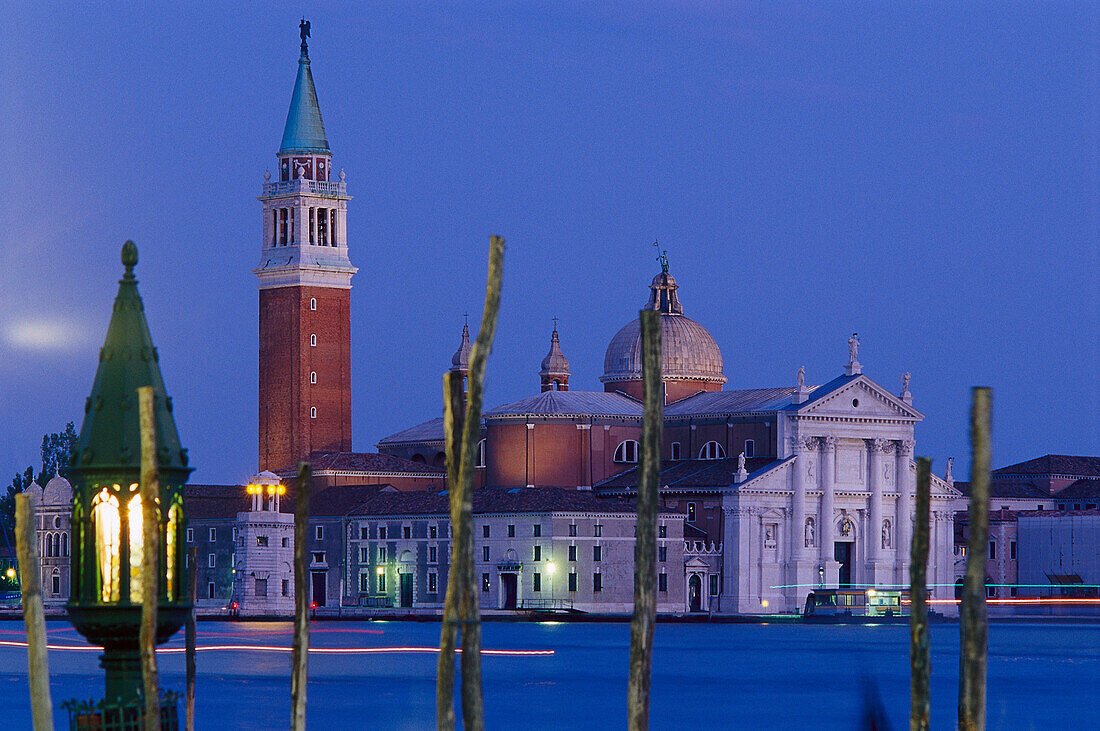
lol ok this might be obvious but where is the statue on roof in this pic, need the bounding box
[653,240,669,273]
[738,451,746,473]
[797,365,805,388]
[299,18,311,56]
[902,371,911,394]
[848,332,860,362]
[946,457,954,484]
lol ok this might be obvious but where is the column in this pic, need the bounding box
[818,436,837,568]
[894,439,915,584]
[790,436,809,560]
[868,439,884,562]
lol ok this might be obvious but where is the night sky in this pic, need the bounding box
[3,2,1096,484]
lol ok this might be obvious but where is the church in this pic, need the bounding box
[236,26,963,615]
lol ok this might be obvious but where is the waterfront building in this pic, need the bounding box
[29,472,73,606]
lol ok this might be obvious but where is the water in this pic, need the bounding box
[0,620,1095,729]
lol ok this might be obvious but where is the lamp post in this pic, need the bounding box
[65,242,193,707]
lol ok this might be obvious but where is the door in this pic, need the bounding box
[501,573,518,609]
[834,543,853,588]
[311,571,327,607]
[689,575,702,612]
[399,573,413,608]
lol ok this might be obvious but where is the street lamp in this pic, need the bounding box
[65,243,193,706]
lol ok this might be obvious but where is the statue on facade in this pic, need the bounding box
[848,332,860,362]
[797,365,805,388]
[805,517,815,548]
[882,519,891,549]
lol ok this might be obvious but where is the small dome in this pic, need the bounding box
[539,328,570,376]
[450,322,471,372]
[601,266,725,386]
[42,473,73,506]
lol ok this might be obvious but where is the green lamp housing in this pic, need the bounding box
[64,242,194,704]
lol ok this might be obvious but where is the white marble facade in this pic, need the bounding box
[719,374,962,614]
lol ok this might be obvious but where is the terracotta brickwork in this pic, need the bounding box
[258,285,352,471]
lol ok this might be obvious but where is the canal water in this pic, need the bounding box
[0,620,1095,729]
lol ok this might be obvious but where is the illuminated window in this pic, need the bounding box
[614,440,639,463]
[687,502,697,523]
[744,439,755,458]
[429,525,438,539]
[568,572,577,592]
[428,572,438,593]
[533,573,541,592]
[310,407,317,419]
[310,371,317,384]
[482,573,490,592]
[658,573,667,592]
[310,334,317,347]
[699,441,726,460]
[671,442,681,460]
[257,536,268,547]
[659,525,667,538]
[360,573,369,592]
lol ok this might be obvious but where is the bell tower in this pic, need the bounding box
[255,21,356,471]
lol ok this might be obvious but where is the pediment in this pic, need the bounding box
[799,376,923,420]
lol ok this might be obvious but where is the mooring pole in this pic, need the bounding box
[16,493,53,730]
[959,388,991,731]
[186,546,197,731]
[909,457,932,731]
[138,386,161,731]
[291,462,311,731]
[627,309,662,731]
[437,370,465,731]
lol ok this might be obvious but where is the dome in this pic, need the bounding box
[42,473,73,506]
[539,328,570,376]
[601,266,726,387]
[450,322,471,372]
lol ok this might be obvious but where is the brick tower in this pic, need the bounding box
[255,23,356,471]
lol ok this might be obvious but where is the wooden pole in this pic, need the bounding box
[436,370,465,731]
[138,386,161,731]
[186,546,197,731]
[627,309,662,731]
[15,493,53,730]
[959,388,990,731]
[291,462,311,731]
[909,457,932,731]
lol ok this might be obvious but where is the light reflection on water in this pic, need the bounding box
[0,620,1096,729]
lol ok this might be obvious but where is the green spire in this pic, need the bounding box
[279,24,330,155]
[69,242,191,482]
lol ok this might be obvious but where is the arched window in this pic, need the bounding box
[744,439,755,458]
[61,532,68,557]
[310,334,317,347]
[475,439,486,468]
[410,454,426,464]
[310,406,317,419]
[310,371,317,384]
[614,440,639,464]
[699,441,726,460]
[53,533,61,557]
[310,297,317,311]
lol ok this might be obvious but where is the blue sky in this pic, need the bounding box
[2,2,1096,484]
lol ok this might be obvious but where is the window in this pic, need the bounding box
[379,526,387,539]
[360,526,369,540]
[483,525,490,538]
[475,439,486,468]
[208,554,215,568]
[186,528,193,543]
[282,537,289,548]
[360,573,370,592]
[1010,541,1017,560]
[283,579,290,596]
[687,502,696,523]
[989,542,996,560]
[208,582,215,599]
[568,572,577,592]
[311,552,325,564]
[54,516,61,529]
[378,547,386,562]
[1038,504,1044,511]
[744,439,755,458]
[310,334,317,347]
[659,525,667,538]
[310,371,317,384]
[310,407,317,419]
[658,546,667,562]
[593,573,603,592]
[310,297,317,311]
[507,524,516,538]
[403,526,412,539]
[209,528,216,542]
[482,574,490,592]
[658,573,667,592]
[568,545,576,561]
[671,442,682,460]
[62,533,68,557]
[614,440,640,463]
[533,545,541,561]
[360,547,370,563]
[709,575,719,596]
[256,578,268,597]
[593,545,602,562]
[52,572,60,595]
[377,573,386,593]
[1010,587,1018,597]
[594,524,603,537]
[533,524,541,537]
[257,536,269,547]
[569,524,577,537]
[428,572,438,593]
[533,573,542,592]
[313,526,322,541]
[429,525,438,539]
[482,546,490,562]
[699,441,726,460]
[429,546,438,563]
